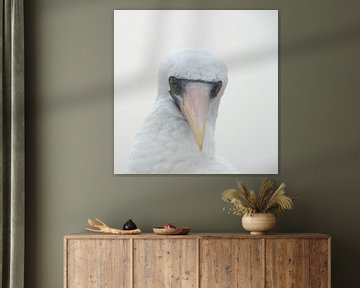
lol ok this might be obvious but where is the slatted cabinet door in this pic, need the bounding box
[65,239,131,288]
[266,239,310,287]
[133,239,198,288]
[309,239,330,288]
[200,239,264,288]
[265,239,330,288]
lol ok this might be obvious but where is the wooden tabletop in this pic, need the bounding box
[64,232,330,240]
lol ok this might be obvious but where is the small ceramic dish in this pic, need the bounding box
[153,227,190,235]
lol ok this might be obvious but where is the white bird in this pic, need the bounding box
[126,50,238,174]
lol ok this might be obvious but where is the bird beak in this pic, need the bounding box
[179,82,211,150]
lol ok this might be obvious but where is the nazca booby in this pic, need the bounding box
[126,50,238,174]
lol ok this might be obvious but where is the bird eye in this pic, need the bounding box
[169,77,182,94]
[211,81,222,98]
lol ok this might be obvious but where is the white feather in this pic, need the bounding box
[126,50,238,174]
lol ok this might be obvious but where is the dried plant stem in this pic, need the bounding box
[86,218,142,235]
[222,179,294,216]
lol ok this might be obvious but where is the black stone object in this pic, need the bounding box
[123,219,137,230]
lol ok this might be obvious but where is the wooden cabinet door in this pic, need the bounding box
[65,239,131,288]
[265,239,329,288]
[309,239,330,288]
[266,239,309,288]
[200,239,264,288]
[134,239,198,288]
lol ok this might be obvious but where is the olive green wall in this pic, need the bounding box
[24,0,360,287]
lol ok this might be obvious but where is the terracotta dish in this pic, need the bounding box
[153,227,190,235]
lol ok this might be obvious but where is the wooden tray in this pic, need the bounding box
[153,227,190,235]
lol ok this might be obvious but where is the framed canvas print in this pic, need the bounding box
[114,10,278,174]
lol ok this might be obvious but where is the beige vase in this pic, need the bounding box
[242,213,276,235]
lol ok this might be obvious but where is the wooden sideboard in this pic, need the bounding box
[64,233,330,288]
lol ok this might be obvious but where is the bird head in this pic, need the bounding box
[157,50,228,150]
